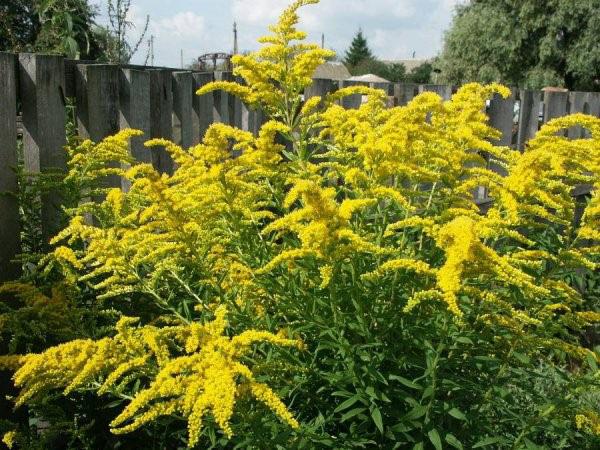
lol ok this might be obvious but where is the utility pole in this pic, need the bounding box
[321,33,325,49]
[150,35,155,66]
[233,22,239,55]
[181,49,184,69]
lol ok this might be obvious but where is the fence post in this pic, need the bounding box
[339,80,364,109]
[487,90,516,177]
[172,71,193,149]
[543,90,569,123]
[566,92,590,139]
[517,90,541,150]
[149,69,174,174]
[19,53,67,241]
[119,68,152,188]
[394,83,418,106]
[250,109,266,136]
[0,53,21,281]
[75,63,121,189]
[586,92,600,117]
[305,78,337,102]
[192,72,214,143]
[488,91,516,147]
[214,71,235,125]
[419,84,453,100]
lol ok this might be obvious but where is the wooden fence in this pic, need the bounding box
[0,52,598,281]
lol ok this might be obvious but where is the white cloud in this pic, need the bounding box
[232,0,458,60]
[232,0,289,24]
[91,0,461,67]
[152,12,206,39]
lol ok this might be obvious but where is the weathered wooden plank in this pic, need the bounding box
[149,69,174,174]
[76,64,120,141]
[192,72,214,143]
[64,59,99,97]
[76,64,121,191]
[119,68,152,167]
[0,53,21,280]
[232,75,244,130]
[304,78,337,101]
[543,90,569,123]
[567,91,589,139]
[20,54,67,241]
[488,91,516,147]
[214,71,235,125]
[486,91,516,177]
[517,90,541,150]
[339,80,365,109]
[250,108,266,136]
[394,83,418,106]
[586,92,600,117]
[172,71,193,149]
[419,84,453,100]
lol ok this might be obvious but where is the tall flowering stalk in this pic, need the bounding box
[1,0,599,448]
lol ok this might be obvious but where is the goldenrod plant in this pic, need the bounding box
[1,0,599,448]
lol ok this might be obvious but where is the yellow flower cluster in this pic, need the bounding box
[51,120,290,303]
[259,178,383,283]
[10,307,301,447]
[197,0,334,124]
[5,0,598,442]
[576,411,600,436]
[2,431,17,449]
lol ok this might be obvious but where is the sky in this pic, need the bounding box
[91,0,463,68]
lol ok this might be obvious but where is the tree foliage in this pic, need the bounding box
[0,0,38,52]
[0,0,104,59]
[351,58,408,82]
[101,0,150,64]
[441,0,600,91]
[344,29,373,68]
[408,61,434,84]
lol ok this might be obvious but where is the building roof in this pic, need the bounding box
[347,73,390,83]
[313,61,351,80]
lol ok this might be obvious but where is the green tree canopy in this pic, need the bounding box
[344,29,373,68]
[351,59,407,83]
[0,1,39,51]
[407,61,433,84]
[440,0,600,91]
[0,0,105,59]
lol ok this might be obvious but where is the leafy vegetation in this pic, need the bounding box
[1,1,600,449]
[441,0,600,90]
[344,29,432,83]
[0,0,149,62]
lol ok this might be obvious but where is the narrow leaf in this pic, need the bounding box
[428,429,442,450]
[371,407,384,434]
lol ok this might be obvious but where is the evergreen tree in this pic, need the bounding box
[344,29,373,68]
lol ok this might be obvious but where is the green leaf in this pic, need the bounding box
[390,375,422,390]
[403,405,428,421]
[448,407,467,421]
[428,429,442,450]
[473,436,505,448]
[412,443,424,450]
[455,336,473,345]
[512,351,531,365]
[445,433,463,450]
[334,395,360,413]
[365,386,377,398]
[523,437,543,449]
[341,407,367,422]
[371,407,384,434]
